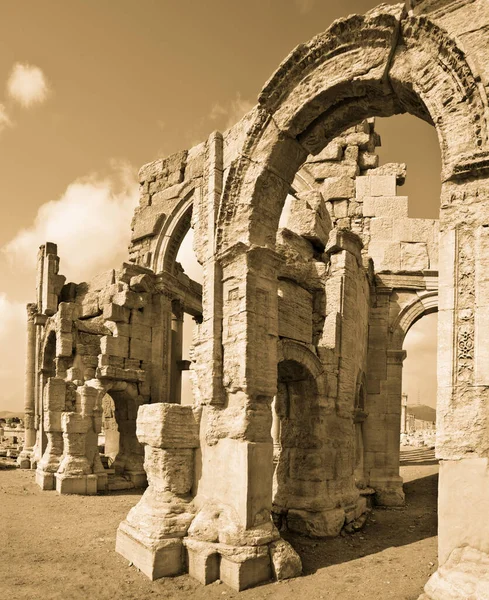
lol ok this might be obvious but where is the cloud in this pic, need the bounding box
[293,0,315,14]
[0,294,27,413]
[3,162,139,283]
[209,93,253,130]
[7,63,49,108]
[0,103,12,132]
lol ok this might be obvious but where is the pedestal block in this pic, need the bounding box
[116,403,199,578]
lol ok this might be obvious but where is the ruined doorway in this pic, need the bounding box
[272,359,321,531]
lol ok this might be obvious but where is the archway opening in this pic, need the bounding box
[272,359,320,529]
[99,389,146,490]
[401,312,438,448]
[175,225,203,406]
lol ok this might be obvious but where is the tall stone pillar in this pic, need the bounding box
[170,300,184,404]
[370,349,406,506]
[17,303,38,469]
[184,244,301,591]
[365,296,405,506]
[422,178,489,598]
[401,393,408,435]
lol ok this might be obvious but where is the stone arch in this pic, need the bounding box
[390,290,438,349]
[277,339,325,396]
[41,328,57,377]
[216,6,489,253]
[152,184,195,274]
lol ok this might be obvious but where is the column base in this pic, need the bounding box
[127,470,147,488]
[420,546,489,599]
[116,521,184,580]
[287,508,346,537]
[55,474,98,495]
[220,555,271,591]
[17,448,33,469]
[96,471,108,492]
[187,545,220,585]
[36,470,55,490]
[184,538,272,591]
[370,474,405,507]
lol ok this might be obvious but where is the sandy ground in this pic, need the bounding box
[0,447,438,600]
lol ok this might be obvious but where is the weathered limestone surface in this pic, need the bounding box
[21,1,489,596]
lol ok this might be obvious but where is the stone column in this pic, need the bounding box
[421,179,489,599]
[369,349,406,506]
[401,393,408,435]
[17,303,37,469]
[170,300,184,404]
[185,244,301,591]
[116,403,199,579]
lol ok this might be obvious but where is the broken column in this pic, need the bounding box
[35,377,65,490]
[55,384,97,495]
[116,403,199,579]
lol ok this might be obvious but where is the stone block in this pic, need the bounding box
[98,354,125,368]
[56,474,98,495]
[44,411,63,433]
[131,323,152,342]
[56,332,73,357]
[219,555,272,591]
[100,335,129,358]
[129,274,155,293]
[269,539,302,581]
[400,242,429,271]
[362,196,408,218]
[61,412,91,434]
[287,508,345,537]
[43,378,66,412]
[116,527,183,580]
[36,470,55,490]
[320,176,355,200]
[103,303,130,323]
[129,338,152,362]
[278,280,312,344]
[96,472,108,492]
[112,290,144,310]
[369,175,397,197]
[127,471,147,488]
[187,548,220,585]
[136,403,199,449]
[284,190,332,248]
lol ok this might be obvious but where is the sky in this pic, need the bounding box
[0,0,440,413]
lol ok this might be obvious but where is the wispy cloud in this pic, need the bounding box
[3,162,138,283]
[293,0,315,14]
[0,103,12,132]
[209,92,253,130]
[7,63,50,108]
[0,294,27,413]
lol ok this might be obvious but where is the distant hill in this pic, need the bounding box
[0,411,23,420]
[407,404,436,423]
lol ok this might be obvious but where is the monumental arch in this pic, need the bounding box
[18,0,489,597]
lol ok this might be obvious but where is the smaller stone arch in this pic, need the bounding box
[277,339,326,397]
[390,290,438,349]
[152,184,195,274]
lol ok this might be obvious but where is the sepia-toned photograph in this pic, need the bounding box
[0,1,487,598]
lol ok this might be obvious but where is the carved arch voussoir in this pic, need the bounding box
[390,290,439,348]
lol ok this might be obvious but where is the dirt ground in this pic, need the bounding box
[0,448,438,600]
